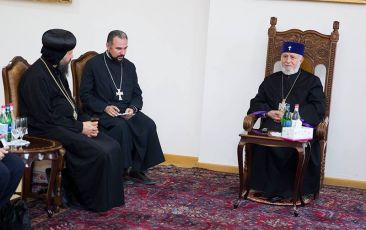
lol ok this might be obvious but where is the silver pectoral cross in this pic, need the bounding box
[278,99,286,112]
[116,89,124,101]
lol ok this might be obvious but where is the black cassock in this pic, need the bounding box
[247,69,326,198]
[19,58,124,212]
[80,53,165,171]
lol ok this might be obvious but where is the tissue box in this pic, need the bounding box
[281,126,313,141]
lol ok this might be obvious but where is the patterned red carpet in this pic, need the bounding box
[29,165,366,229]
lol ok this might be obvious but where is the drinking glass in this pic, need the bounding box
[13,117,22,139]
[11,127,20,140]
[19,117,28,141]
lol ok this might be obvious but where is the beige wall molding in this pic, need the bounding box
[29,0,71,3]
[163,153,366,189]
[308,0,366,4]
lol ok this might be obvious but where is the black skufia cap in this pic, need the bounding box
[41,29,76,65]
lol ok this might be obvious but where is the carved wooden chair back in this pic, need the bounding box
[2,56,30,117]
[70,51,98,109]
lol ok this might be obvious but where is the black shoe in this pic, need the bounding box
[0,200,31,230]
[129,171,156,185]
[123,175,134,185]
[61,191,85,210]
[253,192,264,198]
[267,196,284,203]
[60,170,85,210]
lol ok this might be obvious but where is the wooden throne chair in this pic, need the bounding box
[234,17,339,216]
[71,51,98,109]
[2,56,65,216]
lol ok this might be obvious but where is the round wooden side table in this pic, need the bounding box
[10,135,65,217]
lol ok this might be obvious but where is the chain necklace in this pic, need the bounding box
[104,52,123,101]
[40,58,77,120]
[278,69,301,112]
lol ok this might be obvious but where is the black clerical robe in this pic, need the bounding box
[247,69,326,197]
[19,58,124,212]
[80,53,165,171]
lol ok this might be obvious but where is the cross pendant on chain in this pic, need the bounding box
[116,89,124,101]
[278,99,286,112]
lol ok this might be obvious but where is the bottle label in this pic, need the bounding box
[0,124,8,136]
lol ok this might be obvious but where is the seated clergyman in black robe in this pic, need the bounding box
[19,29,124,212]
[0,148,25,221]
[80,30,165,185]
[247,41,326,202]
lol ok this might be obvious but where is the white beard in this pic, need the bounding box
[281,61,301,75]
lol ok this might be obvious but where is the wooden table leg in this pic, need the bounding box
[293,145,306,217]
[234,139,245,208]
[244,143,252,200]
[46,158,57,217]
[298,142,311,206]
[238,140,245,198]
[21,162,33,198]
[54,149,65,212]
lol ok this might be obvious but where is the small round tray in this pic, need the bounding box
[7,139,31,147]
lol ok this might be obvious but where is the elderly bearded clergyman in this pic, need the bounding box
[247,41,326,203]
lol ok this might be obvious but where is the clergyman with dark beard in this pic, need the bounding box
[79,30,165,185]
[19,29,125,212]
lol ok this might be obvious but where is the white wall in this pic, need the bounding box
[0,0,210,157]
[0,0,365,182]
[200,0,366,181]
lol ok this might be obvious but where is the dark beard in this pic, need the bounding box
[107,51,124,63]
[57,62,69,76]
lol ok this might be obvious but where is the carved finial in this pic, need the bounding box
[270,17,277,26]
[331,21,340,41]
[268,17,277,37]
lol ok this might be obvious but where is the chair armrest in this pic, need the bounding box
[316,116,329,141]
[243,114,258,131]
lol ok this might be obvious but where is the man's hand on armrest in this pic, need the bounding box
[266,110,284,123]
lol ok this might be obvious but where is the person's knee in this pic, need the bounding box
[146,118,156,130]
[113,118,128,126]
[8,155,25,177]
[0,167,11,189]
[106,139,121,154]
[13,164,25,179]
[111,119,130,131]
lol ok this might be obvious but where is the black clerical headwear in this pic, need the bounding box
[41,29,76,65]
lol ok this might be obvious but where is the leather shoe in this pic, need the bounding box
[267,196,284,203]
[61,186,84,210]
[129,171,156,185]
[123,175,134,185]
[253,192,264,198]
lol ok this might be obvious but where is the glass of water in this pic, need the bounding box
[19,117,28,141]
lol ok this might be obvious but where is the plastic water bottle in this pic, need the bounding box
[281,104,292,127]
[6,105,13,142]
[9,103,15,129]
[291,104,302,128]
[0,105,8,137]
